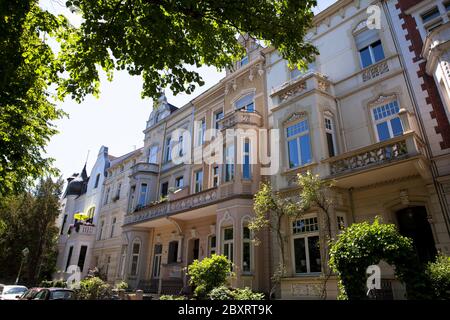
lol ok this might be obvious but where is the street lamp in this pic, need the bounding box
[15,248,29,285]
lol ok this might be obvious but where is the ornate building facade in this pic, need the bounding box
[55,0,450,299]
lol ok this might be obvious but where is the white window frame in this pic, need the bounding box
[164,137,172,162]
[130,239,141,276]
[285,119,312,169]
[224,144,235,182]
[194,170,203,193]
[336,213,347,234]
[291,215,322,275]
[370,99,403,142]
[324,115,337,157]
[222,227,234,263]
[152,243,162,279]
[196,118,206,146]
[211,165,220,187]
[208,235,217,256]
[235,93,255,112]
[148,145,158,163]
[175,176,184,188]
[241,223,253,274]
[213,109,224,132]
[137,183,148,207]
[242,139,251,180]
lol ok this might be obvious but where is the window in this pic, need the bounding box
[137,183,147,207]
[235,93,255,112]
[212,166,219,187]
[128,186,135,212]
[224,144,235,182]
[324,116,336,157]
[337,215,346,233]
[286,119,312,168]
[242,140,251,179]
[161,182,169,197]
[175,176,184,188]
[197,118,206,146]
[194,170,203,193]
[242,226,252,273]
[208,235,217,256]
[223,227,234,263]
[94,174,100,188]
[119,246,127,277]
[165,137,172,162]
[116,183,121,200]
[105,255,111,279]
[110,217,117,238]
[445,1,450,11]
[355,29,384,68]
[152,244,162,278]
[87,207,95,220]
[98,220,105,240]
[214,110,224,131]
[240,55,249,67]
[148,146,158,163]
[421,6,440,23]
[77,245,88,272]
[371,100,403,142]
[130,240,140,276]
[104,187,110,205]
[292,217,322,274]
[60,215,67,235]
[167,241,178,264]
[178,135,184,157]
[65,246,73,271]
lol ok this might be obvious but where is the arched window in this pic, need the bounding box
[87,206,95,220]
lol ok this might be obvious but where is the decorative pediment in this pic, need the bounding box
[283,111,308,125]
[353,20,367,34]
[369,94,397,106]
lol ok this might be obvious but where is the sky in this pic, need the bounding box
[43,0,337,180]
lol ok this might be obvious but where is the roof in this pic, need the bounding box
[109,148,142,169]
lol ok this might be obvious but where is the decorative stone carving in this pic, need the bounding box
[399,189,409,205]
[369,93,397,106]
[283,111,308,125]
[318,80,329,92]
[362,60,389,82]
[279,81,307,102]
[353,20,367,34]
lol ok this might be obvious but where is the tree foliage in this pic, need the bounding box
[426,254,450,300]
[0,177,63,285]
[329,218,429,300]
[187,254,232,299]
[75,276,113,300]
[1,0,317,194]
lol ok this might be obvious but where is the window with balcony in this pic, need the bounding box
[242,140,251,179]
[286,119,312,168]
[223,227,234,263]
[194,170,203,193]
[148,145,158,163]
[130,239,141,276]
[137,183,148,207]
[235,93,255,112]
[324,116,336,157]
[242,225,252,273]
[175,176,184,188]
[224,144,235,181]
[355,28,385,68]
[371,100,403,142]
[212,165,220,187]
[292,216,322,274]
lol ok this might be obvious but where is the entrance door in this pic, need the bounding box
[396,206,437,264]
[152,244,162,278]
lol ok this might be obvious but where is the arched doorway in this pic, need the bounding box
[395,206,437,264]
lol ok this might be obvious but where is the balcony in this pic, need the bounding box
[219,110,263,130]
[124,187,218,226]
[362,59,389,82]
[130,162,159,176]
[78,224,96,235]
[323,133,430,188]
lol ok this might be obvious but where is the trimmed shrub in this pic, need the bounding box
[159,295,187,300]
[76,277,113,300]
[426,254,450,299]
[208,286,264,300]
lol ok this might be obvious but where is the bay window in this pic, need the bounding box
[371,100,403,142]
[292,216,322,274]
[286,119,312,168]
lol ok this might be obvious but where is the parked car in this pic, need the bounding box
[32,288,75,300]
[0,285,28,300]
[19,288,44,300]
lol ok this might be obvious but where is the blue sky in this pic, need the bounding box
[43,0,337,179]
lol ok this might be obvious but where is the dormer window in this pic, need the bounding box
[235,93,255,112]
